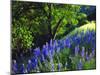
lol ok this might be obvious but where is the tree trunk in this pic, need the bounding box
[47,4,53,41]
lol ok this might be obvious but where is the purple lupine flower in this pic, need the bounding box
[20,64,25,73]
[46,42,49,50]
[27,60,32,73]
[53,42,56,49]
[63,40,66,47]
[12,60,18,73]
[34,47,41,57]
[86,52,89,61]
[58,40,64,50]
[58,63,62,71]
[42,45,49,57]
[64,38,71,48]
[40,54,45,62]
[88,35,91,42]
[61,40,65,49]
[81,47,85,57]
[49,45,55,57]
[53,40,58,50]
[57,40,62,47]
[89,48,95,60]
[31,57,38,69]
[77,36,81,44]
[92,48,95,57]
[75,45,79,56]
[56,46,60,53]
[49,39,55,56]
[77,59,83,70]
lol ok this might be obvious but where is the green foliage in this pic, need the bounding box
[83,59,96,69]
[12,23,33,50]
[66,21,96,38]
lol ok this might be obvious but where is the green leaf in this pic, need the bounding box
[71,19,78,25]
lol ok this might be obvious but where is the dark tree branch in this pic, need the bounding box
[52,16,64,39]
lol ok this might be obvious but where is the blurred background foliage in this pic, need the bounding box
[11,1,96,59]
